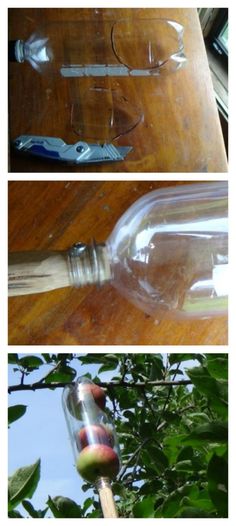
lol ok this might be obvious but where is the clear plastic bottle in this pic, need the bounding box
[9,182,228,320]
[9,18,186,77]
[106,182,228,320]
[62,377,120,517]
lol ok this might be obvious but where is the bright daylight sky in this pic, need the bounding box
[8,354,197,516]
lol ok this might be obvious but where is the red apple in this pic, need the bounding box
[76,444,120,483]
[67,383,106,418]
[80,384,106,410]
[77,424,114,450]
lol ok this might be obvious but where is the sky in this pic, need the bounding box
[8,354,197,516]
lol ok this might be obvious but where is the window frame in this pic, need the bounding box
[206,8,228,67]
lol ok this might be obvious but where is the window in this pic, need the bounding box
[207,8,228,66]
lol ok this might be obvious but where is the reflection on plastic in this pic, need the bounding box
[107,182,228,320]
[11,18,186,77]
[71,87,143,141]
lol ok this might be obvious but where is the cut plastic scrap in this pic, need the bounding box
[60,65,166,77]
[61,65,130,77]
[169,52,187,68]
[60,61,186,77]
[171,52,187,63]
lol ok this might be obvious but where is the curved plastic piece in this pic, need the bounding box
[62,377,120,484]
[112,18,186,75]
[71,87,143,141]
[107,182,228,320]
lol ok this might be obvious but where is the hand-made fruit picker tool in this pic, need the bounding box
[62,377,120,518]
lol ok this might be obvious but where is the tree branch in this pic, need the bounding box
[8,379,192,394]
[117,421,166,481]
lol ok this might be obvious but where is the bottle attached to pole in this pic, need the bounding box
[8,182,228,320]
[62,377,120,518]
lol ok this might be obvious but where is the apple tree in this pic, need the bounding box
[8,353,228,518]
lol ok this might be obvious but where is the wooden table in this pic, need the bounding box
[8,181,228,345]
[9,7,227,172]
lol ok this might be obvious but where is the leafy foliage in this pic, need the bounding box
[8,404,27,426]
[8,459,41,512]
[8,353,228,518]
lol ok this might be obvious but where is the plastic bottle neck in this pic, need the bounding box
[67,241,111,287]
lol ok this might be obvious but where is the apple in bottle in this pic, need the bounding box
[67,383,106,419]
[77,424,114,450]
[77,444,120,483]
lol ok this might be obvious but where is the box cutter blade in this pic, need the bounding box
[13,135,132,164]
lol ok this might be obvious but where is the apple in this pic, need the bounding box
[67,383,106,419]
[81,384,106,410]
[77,424,114,450]
[76,444,120,483]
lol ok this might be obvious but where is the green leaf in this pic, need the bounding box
[169,354,203,365]
[8,509,23,518]
[47,496,82,518]
[98,363,118,374]
[22,499,48,518]
[141,445,169,474]
[47,496,62,518]
[169,368,183,376]
[160,483,199,518]
[112,482,128,498]
[182,422,228,446]
[133,496,156,517]
[177,446,193,462]
[8,354,19,364]
[175,460,193,472]
[118,388,137,409]
[8,459,41,511]
[18,355,44,369]
[187,365,219,397]
[97,354,119,373]
[180,494,215,512]
[79,354,118,365]
[162,410,181,423]
[187,412,210,423]
[45,365,76,383]
[123,410,135,421]
[207,453,228,517]
[149,359,164,380]
[82,497,94,514]
[206,354,228,381]
[187,366,228,418]
[8,405,27,426]
[176,506,213,518]
[87,508,102,518]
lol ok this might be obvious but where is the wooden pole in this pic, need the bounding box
[8,251,71,296]
[96,477,118,518]
[8,244,111,297]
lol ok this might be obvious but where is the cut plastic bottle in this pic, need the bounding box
[9,18,186,77]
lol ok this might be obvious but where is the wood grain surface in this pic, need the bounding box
[8,181,228,345]
[8,7,227,173]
